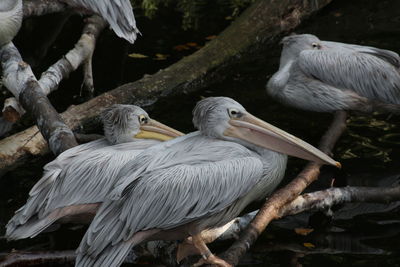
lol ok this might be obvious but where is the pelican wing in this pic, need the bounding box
[43,140,159,214]
[322,41,400,68]
[76,138,264,266]
[6,139,159,240]
[69,0,139,43]
[6,139,110,239]
[298,49,400,105]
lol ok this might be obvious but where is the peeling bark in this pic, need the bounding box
[1,97,25,123]
[0,0,334,172]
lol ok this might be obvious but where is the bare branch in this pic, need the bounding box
[1,14,106,137]
[23,0,67,18]
[281,186,400,216]
[39,15,106,95]
[0,42,78,156]
[0,250,75,267]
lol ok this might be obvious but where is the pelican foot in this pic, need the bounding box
[177,238,199,262]
[190,233,232,267]
[192,254,232,267]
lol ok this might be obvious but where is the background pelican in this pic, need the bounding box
[0,0,138,45]
[0,0,22,46]
[75,97,338,267]
[6,104,183,240]
[267,33,400,113]
[62,0,139,43]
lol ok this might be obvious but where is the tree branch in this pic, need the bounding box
[0,42,78,156]
[1,14,106,137]
[23,0,67,18]
[39,15,106,95]
[219,111,347,265]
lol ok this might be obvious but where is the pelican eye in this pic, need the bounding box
[311,42,321,49]
[138,114,148,124]
[228,108,241,118]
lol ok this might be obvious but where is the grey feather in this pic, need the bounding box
[64,0,139,43]
[6,105,161,240]
[0,0,22,46]
[75,97,288,267]
[267,33,400,113]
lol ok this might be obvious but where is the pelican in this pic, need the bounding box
[62,0,139,43]
[6,104,183,240]
[267,34,400,113]
[0,0,22,46]
[75,97,339,267]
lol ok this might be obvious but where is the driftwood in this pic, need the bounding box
[2,184,399,266]
[219,111,347,265]
[0,0,334,173]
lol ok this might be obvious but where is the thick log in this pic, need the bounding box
[0,0,334,172]
[220,111,347,265]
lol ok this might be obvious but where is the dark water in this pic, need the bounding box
[1,0,400,266]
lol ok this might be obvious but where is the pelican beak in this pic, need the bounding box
[224,113,340,167]
[135,119,184,141]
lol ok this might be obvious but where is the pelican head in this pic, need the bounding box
[281,34,322,58]
[193,97,340,167]
[101,104,183,145]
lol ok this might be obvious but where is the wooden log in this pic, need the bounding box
[0,0,333,170]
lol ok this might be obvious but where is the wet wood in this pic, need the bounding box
[219,111,347,265]
[0,0,334,172]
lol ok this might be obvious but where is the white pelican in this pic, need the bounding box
[6,104,183,240]
[75,97,339,267]
[267,34,400,113]
[64,0,139,43]
[0,0,22,46]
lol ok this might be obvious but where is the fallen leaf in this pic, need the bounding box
[303,242,315,248]
[205,35,217,40]
[154,53,169,60]
[128,53,149,59]
[173,44,190,51]
[186,42,197,47]
[294,228,314,236]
